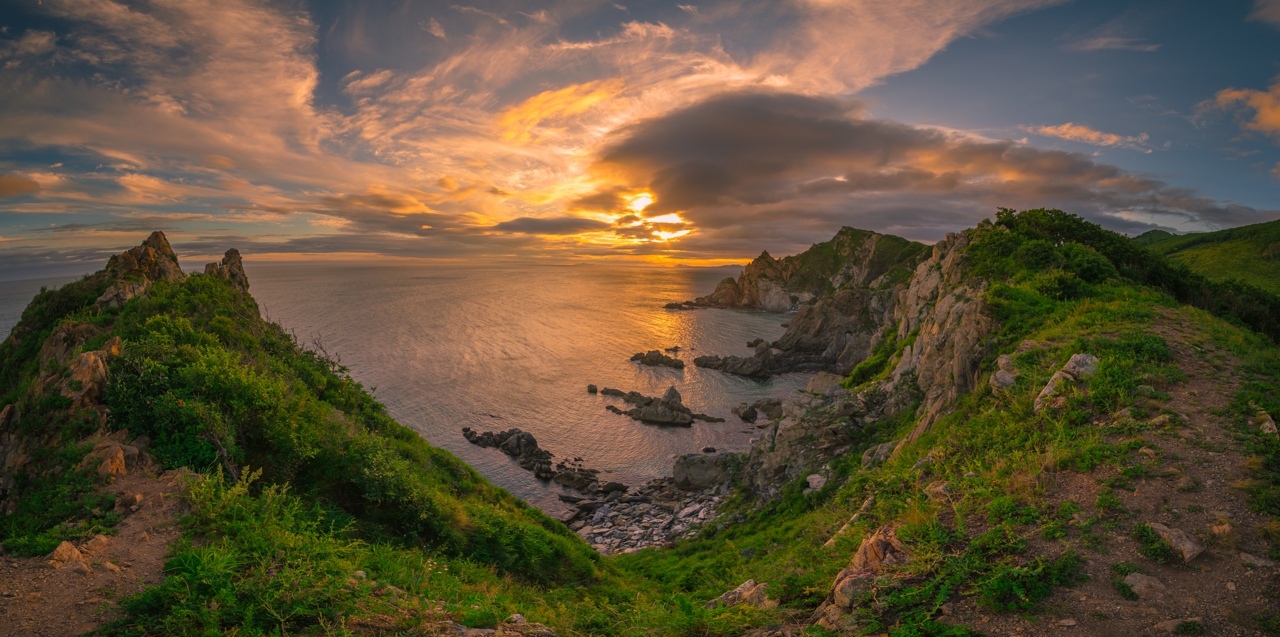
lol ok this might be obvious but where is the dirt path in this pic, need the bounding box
[971,314,1280,636]
[0,468,186,636]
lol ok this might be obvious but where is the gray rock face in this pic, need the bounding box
[95,231,185,310]
[673,452,741,490]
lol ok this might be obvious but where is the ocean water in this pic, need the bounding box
[0,264,810,517]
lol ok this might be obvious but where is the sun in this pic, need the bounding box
[628,192,654,213]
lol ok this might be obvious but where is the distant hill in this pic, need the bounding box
[1136,219,1280,294]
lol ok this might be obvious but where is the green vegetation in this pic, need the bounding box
[782,226,930,296]
[1137,219,1280,295]
[2,209,1279,635]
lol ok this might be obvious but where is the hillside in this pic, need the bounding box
[1135,219,1280,295]
[0,214,1278,636]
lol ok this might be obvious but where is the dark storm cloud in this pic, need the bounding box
[490,216,611,234]
[588,90,1278,251]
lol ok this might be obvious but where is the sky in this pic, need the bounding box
[0,0,1279,278]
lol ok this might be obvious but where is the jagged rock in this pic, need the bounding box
[463,427,606,493]
[850,526,909,571]
[861,441,898,468]
[630,350,684,369]
[600,386,713,426]
[95,231,184,309]
[705,579,775,609]
[38,322,102,369]
[673,452,740,490]
[79,440,128,479]
[59,349,112,407]
[204,248,250,293]
[47,541,84,567]
[806,372,845,396]
[1147,522,1205,563]
[1123,572,1167,599]
[1033,354,1099,413]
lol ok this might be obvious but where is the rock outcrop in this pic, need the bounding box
[599,386,722,425]
[204,248,249,293]
[461,428,602,493]
[812,526,910,632]
[677,228,928,315]
[672,452,741,490]
[95,231,184,310]
[1033,353,1100,413]
[629,350,684,369]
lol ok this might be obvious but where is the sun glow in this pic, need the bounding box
[629,192,654,212]
[646,212,684,224]
[653,229,691,241]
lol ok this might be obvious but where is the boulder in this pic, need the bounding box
[704,579,775,609]
[38,322,101,369]
[1033,353,1101,413]
[849,526,909,571]
[1147,522,1205,563]
[48,541,84,567]
[1062,353,1100,379]
[673,452,739,490]
[1240,551,1277,568]
[733,404,758,423]
[806,372,845,396]
[1122,572,1167,599]
[990,369,1016,389]
[804,474,827,491]
[79,440,130,479]
[1254,410,1277,437]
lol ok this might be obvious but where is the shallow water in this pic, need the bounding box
[0,263,810,517]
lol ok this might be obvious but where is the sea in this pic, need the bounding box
[0,264,811,517]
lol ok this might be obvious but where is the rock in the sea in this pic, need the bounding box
[630,350,685,369]
[1146,522,1205,563]
[599,385,719,426]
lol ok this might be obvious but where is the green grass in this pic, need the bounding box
[5,210,1280,635]
[1138,218,1280,296]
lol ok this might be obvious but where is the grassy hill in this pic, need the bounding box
[0,215,1278,636]
[1135,218,1280,295]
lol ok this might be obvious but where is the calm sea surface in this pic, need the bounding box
[0,264,809,516]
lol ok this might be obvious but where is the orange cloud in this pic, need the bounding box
[497,79,625,143]
[1216,78,1280,138]
[0,174,40,198]
[1022,122,1150,151]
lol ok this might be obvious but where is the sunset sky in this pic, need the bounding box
[1,0,1279,277]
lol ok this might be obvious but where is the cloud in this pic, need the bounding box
[1063,12,1160,52]
[490,216,611,234]
[580,90,1274,254]
[1214,78,1280,139]
[1063,36,1159,52]
[0,174,41,198]
[1251,0,1280,29]
[1022,122,1151,152]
